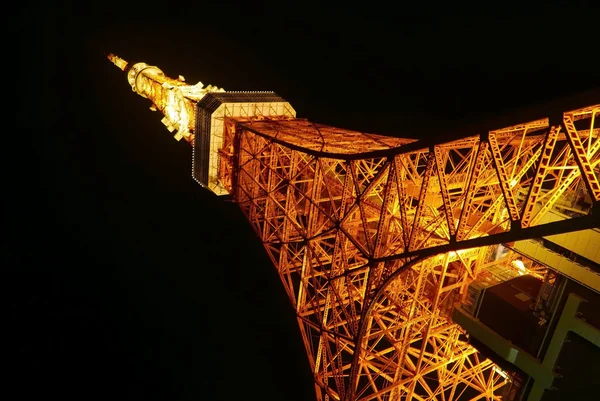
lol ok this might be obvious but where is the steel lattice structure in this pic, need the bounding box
[107,54,599,401]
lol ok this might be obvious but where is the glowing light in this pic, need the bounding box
[511,259,527,275]
[107,53,225,143]
[107,53,128,71]
[493,366,510,381]
[509,179,518,188]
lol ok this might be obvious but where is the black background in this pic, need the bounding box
[11,2,600,400]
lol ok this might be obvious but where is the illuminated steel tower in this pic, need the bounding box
[107,54,600,401]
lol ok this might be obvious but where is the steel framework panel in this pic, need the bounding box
[106,55,599,401]
[216,106,599,401]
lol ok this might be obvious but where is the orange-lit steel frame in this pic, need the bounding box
[215,113,599,401]
[108,55,599,401]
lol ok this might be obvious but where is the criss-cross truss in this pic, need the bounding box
[106,54,599,401]
[215,107,599,401]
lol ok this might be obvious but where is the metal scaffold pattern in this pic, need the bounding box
[108,55,599,401]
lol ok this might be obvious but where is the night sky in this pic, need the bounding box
[12,3,600,401]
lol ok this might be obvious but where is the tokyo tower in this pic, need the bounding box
[107,53,600,401]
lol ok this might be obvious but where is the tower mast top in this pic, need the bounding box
[106,53,224,143]
[106,53,129,71]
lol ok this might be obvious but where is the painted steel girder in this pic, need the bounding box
[218,107,599,401]
[226,110,599,258]
[563,113,600,201]
[107,55,598,400]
